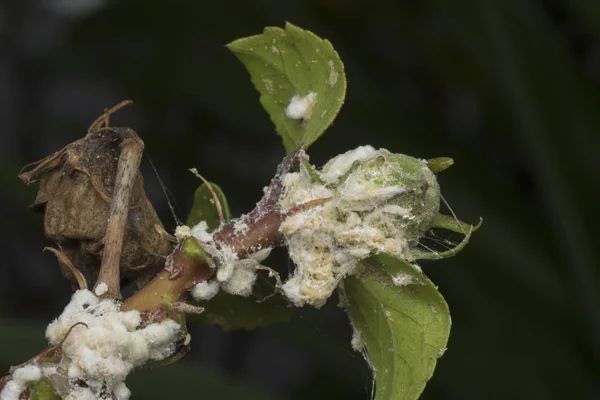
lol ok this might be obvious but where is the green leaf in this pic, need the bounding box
[425,157,454,173]
[341,253,451,400]
[192,277,292,332]
[187,181,231,229]
[29,379,60,400]
[227,22,347,152]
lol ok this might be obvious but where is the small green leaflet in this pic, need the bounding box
[187,182,231,229]
[186,182,291,331]
[29,379,60,400]
[341,253,451,400]
[227,22,347,152]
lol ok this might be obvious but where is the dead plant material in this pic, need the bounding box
[19,126,172,289]
[44,247,88,290]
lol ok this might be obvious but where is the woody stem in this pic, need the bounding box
[95,136,145,299]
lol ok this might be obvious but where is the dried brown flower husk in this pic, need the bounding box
[19,127,172,287]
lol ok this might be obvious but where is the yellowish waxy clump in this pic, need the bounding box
[278,146,440,307]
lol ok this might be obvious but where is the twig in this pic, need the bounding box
[121,239,215,312]
[7,147,310,384]
[44,247,88,290]
[88,100,133,133]
[95,135,145,299]
[189,168,224,225]
[7,322,88,374]
[154,224,178,243]
[172,302,204,315]
[285,197,332,216]
[213,148,302,257]
[18,149,65,185]
[255,265,283,303]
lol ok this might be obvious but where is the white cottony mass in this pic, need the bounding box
[0,290,182,400]
[285,92,317,120]
[277,147,440,308]
[0,365,42,400]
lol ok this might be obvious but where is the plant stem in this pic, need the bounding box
[95,136,145,299]
[121,240,213,312]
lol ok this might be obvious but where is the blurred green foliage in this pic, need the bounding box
[1,0,599,399]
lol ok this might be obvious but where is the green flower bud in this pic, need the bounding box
[279,146,475,307]
[324,147,440,241]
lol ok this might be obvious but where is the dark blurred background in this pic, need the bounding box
[1,0,599,399]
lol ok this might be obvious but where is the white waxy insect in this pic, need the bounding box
[285,92,317,120]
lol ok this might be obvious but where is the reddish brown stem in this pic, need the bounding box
[213,148,302,257]
[125,149,303,310]
[214,210,285,258]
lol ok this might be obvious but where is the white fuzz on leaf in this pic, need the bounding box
[285,92,317,120]
[112,382,131,400]
[216,257,235,283]
[220,261,258,297]
[0,382,24,400]
[190,221,213,243]
[351,327,364,351]
[174,225,192,240]
[191,280,220,300]
[65,387,96,400]
[320,145,378,184]
[213,247,271,297]
[391,273,421,286]
[11,365,42,383]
